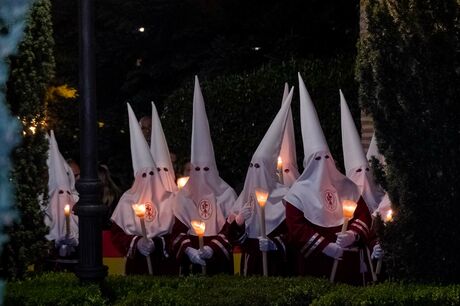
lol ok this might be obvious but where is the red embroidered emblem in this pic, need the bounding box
[144,202,156,222]
[323,190,338,212]
[199,199,213,220]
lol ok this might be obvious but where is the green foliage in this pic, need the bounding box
[5,273,460,306]
[1,0,55,279]
[5,273,106,306]
[161,58,359,189]
[356,0,460,282]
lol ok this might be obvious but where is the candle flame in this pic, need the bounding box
[177,176,189,189]
[64,204,70,216]
[255,187,269,207]
[385,209,393,223]
[132,203,146,218]
[277,156,283,169]
[191,220,206,236]
[342,200,358,219]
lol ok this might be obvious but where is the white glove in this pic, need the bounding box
[185,247,206,266]
[227,213,236,223]
[322,242,344,260]
[56,236,78,248]
[137,237,155,256]
[258,237,277,252]
[198,245,214,259]
[371,244,384,259]
[335,230,357,248]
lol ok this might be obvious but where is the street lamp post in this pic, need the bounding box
[74,0,108,282]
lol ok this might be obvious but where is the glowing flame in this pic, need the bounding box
[385,209,393,223]
[132,203,146,218]
[177,176,189,190]
[64,204,70,217]
[255,187,269,207]
[277,156,283,170]
[342,200,358,219]
[191,220,206,236]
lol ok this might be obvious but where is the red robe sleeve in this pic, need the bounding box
[285,203,331,259]
[110,223,140,258]
[171,217,193,261]
[348,196,373,244]
[206,221,232,262]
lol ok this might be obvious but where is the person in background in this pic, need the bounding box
[67,158,80,181]
[139,116,152,145]
[98,164,122,229]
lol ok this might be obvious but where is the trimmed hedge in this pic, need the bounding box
[5,273,460,305]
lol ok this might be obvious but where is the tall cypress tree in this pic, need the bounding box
[1,0,55,279]
[357,0,460,282]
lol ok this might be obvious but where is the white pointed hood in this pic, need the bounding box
[279,83,300,186]
[45,130,79,242]
[284,74,360,227]
[173,76,237,236]
[367,133,386,165]
[340,92,385,213]
[127,103,155,176]
[110,103,175,238]
[150,101,177,192]
[235,87,294,238]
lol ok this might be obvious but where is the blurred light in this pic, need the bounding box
[252,46,261,51]
[138,27,145,33]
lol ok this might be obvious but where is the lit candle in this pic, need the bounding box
[132,203,153,275]
[64,204,70,238]
[177,176,189,190]
[376,209,394,275]
[330,200,358,283]
[255,187,269,276]
[191,220,206,274]
[277,156,283,184]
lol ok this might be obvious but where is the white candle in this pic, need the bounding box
[255,187,269,276]
[277,156,283,184]
[132,203,153,275]
[191,220,206,274]
[64,204,70,237]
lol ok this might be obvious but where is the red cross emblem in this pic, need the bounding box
[199,199,213,220]
[144,202,156,222]
[323,190,338,212]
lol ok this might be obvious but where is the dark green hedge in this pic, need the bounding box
[5,273,460,306]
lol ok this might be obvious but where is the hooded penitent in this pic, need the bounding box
[279,83,300,187]
[111,103,174,238]
[150,101,177,193]
[45,130,79,241]
[366,132,386,166]
[172,76,237,236]
[340,91,385,214]
[234,87,294,238]
[284,74,360,227]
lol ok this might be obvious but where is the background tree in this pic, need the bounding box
[357,0,460,282]
[1,0,55,279]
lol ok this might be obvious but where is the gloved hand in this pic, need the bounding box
[322,242,344,260]
[227,213,237,224]
[258,237,277,252]
[137,237,155,256]
[55,236,78,248]
[335,230,357,248]
[185,247,206,266]
[371,243,384,259]
[198,245,214,259]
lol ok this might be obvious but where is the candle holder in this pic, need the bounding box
[64,204,71,239]
[132,203,153,275]
[330,200,357,283]
[255,187,269,276]
[191,220,206,275]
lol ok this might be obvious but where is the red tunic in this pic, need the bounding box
[171,217,233,275]
[286,197,374,285]
[110,223,178,275]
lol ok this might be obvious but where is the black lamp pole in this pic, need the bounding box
[75,0,107,282]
